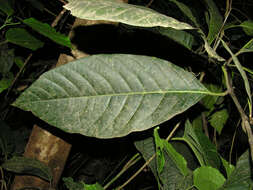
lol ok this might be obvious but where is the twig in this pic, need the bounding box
[222,66,253,161]
[146,0,154,7]
[51,9,67,27]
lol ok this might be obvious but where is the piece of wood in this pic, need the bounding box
[11,125,71,190]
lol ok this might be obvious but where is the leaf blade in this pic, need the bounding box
[23,18,72,48]
[63,0,193,29]
[13,54,208,138]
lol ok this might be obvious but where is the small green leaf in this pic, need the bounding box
[0,0,14,16]
[63,177,104,190]
[0,72,13,94]
[203,0,223,44]
[167,0,199,27]
[6,28,44,51]
[183,120,221,168]
[163,141,189,176]
[202,84,222,111]
[0,48,14,74]
[154,127,165,174]
[152,27,196,50]
[194,166,226,190]
[14,57,24,69]
[220,157,235,178]
[2,156,52,181]
[219,150,253,189]
[209,109,228,134]
[23,18,72,48]
[63,0,194,29]
[240,20,253,36]
[135,137,193,190]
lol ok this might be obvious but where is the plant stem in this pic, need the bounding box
[104,153,141,190]
[222,65,253,161]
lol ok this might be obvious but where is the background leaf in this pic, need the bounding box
[151,27,196,50]
[135,137,193,190]
[0,0,14,16]
[23,18,72,48]
[220,157,235,178]
[6,28,44,51]
[63,0,193,29]
[219,150,253,189]
[182,120,221,168]
[203,0,223,44]
[166,0,199,27]
[241,20,253,36]
[13,54,208,138]
[2,156,52,181]
[0,72,13,94]
[194,166,226,190]
[0,47,14,74]
[209,109,228,134]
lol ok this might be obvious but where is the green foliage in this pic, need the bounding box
[1,0,253,189]
[209,109,228,134]
[13,54,208,138]
[63,177,104,190]
[219,150,253,189]
[240,20,253,36]
[6,28,44,51]
[193,166,226,190]
[23,18,72,48]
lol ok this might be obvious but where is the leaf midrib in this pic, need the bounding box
[16,89,209,105]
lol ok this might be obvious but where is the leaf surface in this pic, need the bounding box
[194,166,226,190]
[182,120,220,168]
[203,0,223,44]
[23,18,72,48]
[219,150,253,189]
[135,137,193,190]
[13,54,208,138]
[6,28,44,51]
[63,0,193,29]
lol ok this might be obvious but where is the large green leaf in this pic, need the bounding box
[63,0,193,29]
[23,18,72,48]
[13,54,208,138]
[219,150,253,190]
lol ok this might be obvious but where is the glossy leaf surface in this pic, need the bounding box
[63,0,193,29]
[13,54,208,138]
